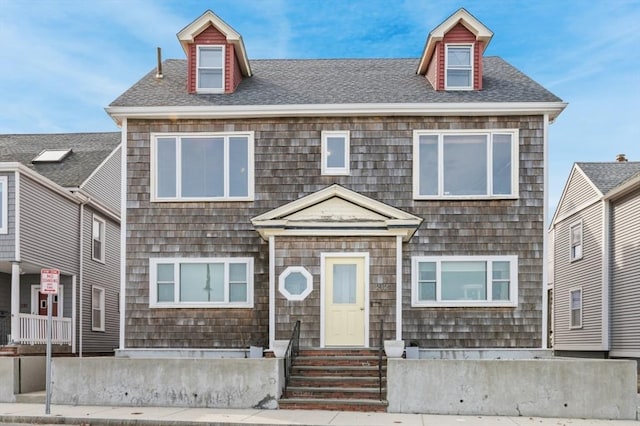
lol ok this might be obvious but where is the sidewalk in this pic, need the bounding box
[1,403,639,426]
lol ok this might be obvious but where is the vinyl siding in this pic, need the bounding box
[19,174,79,275]
[553,202,603,349]
[610,187,640,353]
[78,206,120,353]
[557,169,600,218]
[81,146,121,213]
[126,115,546,349]
[0,172,15,260]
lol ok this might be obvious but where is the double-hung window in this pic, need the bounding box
[149,258,254,308]
[0,176,7,234]
[413,130,518,199]
[570,288,582,328]
[92,215,106,263]
[411,256,518,307]
[569,221,583,262]
[445,44,473,90]
[152,133,254,201]
[321,131,350,175]
[197,45,224,93]
[91,286,105,331]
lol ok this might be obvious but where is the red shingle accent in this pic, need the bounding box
[186,25,243,94]
[430,22,483,91]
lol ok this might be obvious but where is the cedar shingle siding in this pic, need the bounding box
[125,114,545,349]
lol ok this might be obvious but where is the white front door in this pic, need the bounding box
[323,254,367,347]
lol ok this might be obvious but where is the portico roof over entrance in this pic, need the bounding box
[251,184,422,241]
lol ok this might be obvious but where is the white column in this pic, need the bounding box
[395,235,403,340]
[268,235,275,350]
[10,262,20,343]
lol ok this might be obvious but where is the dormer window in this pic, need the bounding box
[197,45,224,93]
[445,44,473,90]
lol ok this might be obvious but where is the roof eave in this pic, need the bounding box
[106,101,567,125]
[604,173,640,200]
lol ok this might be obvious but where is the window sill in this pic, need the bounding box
[150,303,254,309]
[570,257,583,263]
[569,325,583,330]
[91,257,106,264]
[196,88,224,94]
[411,301,517,308]
[413,195,519,201]
[91,327,106,332]
[151,197,254,203]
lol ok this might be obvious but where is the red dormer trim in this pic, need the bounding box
[187,26,242,94]
[417,8,492,92]
[177,10,251,95]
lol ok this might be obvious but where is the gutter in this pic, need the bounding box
[106,101,568,125]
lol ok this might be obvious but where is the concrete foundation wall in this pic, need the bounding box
[387,358,637,419]
[19,356,45,393]
[52,358,283,409]
[0,358,17,402]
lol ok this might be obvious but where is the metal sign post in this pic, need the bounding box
[40,269,59,415]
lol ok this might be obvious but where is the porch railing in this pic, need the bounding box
[378,318,384,400]
[17,313,72,345]
[283,320,301,397]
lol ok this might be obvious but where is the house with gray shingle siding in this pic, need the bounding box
[107,8,566,353]
[550,158,640,357]
[0,132,121,355]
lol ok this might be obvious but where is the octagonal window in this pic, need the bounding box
[279,267,313,301]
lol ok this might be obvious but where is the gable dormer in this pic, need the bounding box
[417,8,493,91]
[177,10,252,94]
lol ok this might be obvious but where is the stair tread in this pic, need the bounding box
[280,397,388,405]
[287,386,384,391]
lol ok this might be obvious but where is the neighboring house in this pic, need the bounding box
[106,8,566,353]
[550,156,640,357]
[0,132,121,355]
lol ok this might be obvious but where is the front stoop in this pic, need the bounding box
[278,348,388,412]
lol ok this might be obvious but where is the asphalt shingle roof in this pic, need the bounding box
[110,57,562,107]
[577,162,640,194]
[0,132,121,187]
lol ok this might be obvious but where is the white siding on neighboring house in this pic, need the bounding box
[81,146,121,213]
[553,202,604,350]
[557,169,600,219]
[609,188,640,356]
[19,174,79,275]
[0,173,15,260]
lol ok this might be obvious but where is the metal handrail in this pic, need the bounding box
[378,318,383,400]
[283,320,301,397]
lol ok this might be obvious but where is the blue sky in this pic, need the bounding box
[1,0,639,219]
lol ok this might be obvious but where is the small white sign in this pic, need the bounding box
[40,269,60,295]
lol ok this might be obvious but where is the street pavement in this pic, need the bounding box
[1,403,639,426]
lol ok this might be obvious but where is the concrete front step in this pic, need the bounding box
[14,391,46,404]
[278,397,388,412]
[285,386,385,400]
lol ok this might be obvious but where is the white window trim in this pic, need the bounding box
[412,129,519,200]
[445,43,474,90]
[0,176,7,234]
[150,132,255,202]
[92,215,106,263]
[91,286,106,332]
[196,45,225,94]
[321,131,350,175]
[149,257,254,308]
[411,255,518,307]
[569,220,583,262]
[569,287,583,329]
[279,266,313,301]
